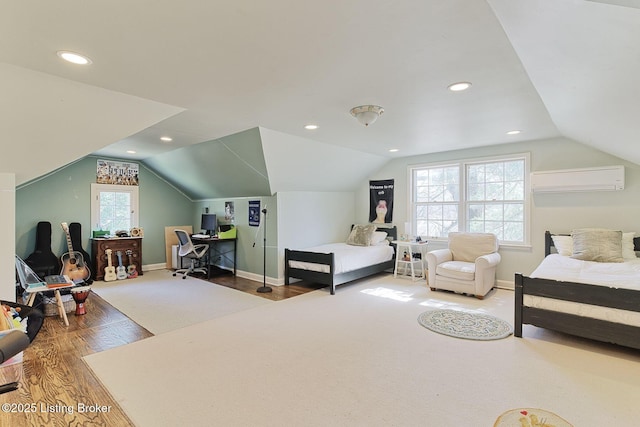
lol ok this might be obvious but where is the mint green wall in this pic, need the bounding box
[357,137,640,286]
[15,156,193,267]
[192,195,278,281]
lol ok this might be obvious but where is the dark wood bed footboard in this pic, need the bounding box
[515,272,640,350]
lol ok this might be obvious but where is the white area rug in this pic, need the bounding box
[85,275,640,426]
[90,270,272,334]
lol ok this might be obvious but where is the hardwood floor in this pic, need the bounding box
[0,274,319,426]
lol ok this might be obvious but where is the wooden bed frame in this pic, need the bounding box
[284,226,397,295]
[514,231,640,350]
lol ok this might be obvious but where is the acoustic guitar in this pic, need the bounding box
[60,222,91,282]
[126,249,138,278]
[115,251,127,280]
[104,249,117,282]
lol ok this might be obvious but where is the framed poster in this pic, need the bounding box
[248,200,260,226]
[369,179,394,223]
[97,159,139,185]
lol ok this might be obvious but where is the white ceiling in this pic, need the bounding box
[2,0,639,186]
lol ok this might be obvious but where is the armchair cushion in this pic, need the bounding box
[436,261,476,281]
[448,232,499,262]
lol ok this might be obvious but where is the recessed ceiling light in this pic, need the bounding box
[304,124,318,130]
[506,130,521,135]
[160,136,173,142]
[389,148,399,153]
[57,50,92,65]
[126,150,137,154]
[447,82,472,92]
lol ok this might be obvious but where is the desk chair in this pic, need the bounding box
[173,229,209,279]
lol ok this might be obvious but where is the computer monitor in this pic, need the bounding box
[201,213,217,236]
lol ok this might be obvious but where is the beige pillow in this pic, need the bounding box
[346,224,376,246]
[571,228,623,263]
[551,235,573,256]
[622,232,637,260]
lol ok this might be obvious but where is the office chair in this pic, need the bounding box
[173,229,209,279]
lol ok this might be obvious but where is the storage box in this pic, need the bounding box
[43,294,75,316]
[218,225,236,239]
[92,230,110,238]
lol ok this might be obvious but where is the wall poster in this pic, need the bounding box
[369,179,394,223]
[248,200,260,226]
[96,159,139,185]
[225,201,235,222]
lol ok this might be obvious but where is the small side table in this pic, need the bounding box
[392,240,428,281]
[24,284,74,326]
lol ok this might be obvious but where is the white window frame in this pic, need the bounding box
[408,153,530,247]
[90,183,139,232]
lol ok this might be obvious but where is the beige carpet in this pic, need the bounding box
[90,269,272,334]
[85,274,640,426]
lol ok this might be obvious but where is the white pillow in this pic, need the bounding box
[551,235,573,256]
[371,231,388,245]
[622,232,637,259]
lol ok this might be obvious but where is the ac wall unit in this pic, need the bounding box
[531,165,624,193]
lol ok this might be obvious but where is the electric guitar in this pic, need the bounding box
[115,251,127,280]
[126,249,138,278]
[104,249,117,282]
[60,222,91,281]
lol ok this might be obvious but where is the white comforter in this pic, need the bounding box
[288,242,395,274]
[525,254,640,326]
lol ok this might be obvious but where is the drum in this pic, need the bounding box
[71,286,91,316]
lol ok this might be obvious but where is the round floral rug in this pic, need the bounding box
[494,408,573,427]
[417,309,513,340]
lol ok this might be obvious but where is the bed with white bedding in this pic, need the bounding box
[284,225,397,295]
[514,230,640,349]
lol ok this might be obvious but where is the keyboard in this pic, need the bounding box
[192,234,213,239]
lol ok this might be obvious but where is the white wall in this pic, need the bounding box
[356,137,640,286]
[277,191,356,281]
[1,173,16,301]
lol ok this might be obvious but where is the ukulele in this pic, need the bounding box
[104,249,117,282]
[60,222,91,281]
[126,249,138,278]
[115,251,127,280]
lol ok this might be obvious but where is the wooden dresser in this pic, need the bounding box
[91,237,143,281]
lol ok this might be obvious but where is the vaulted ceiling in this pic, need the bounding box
[2,1,639,196]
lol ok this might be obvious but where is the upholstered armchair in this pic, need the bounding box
[426,232,500,299]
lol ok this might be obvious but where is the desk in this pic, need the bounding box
[191,236,237,279]
[392,240,428,281]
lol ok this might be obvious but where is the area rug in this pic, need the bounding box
[418,308,512,340]
[494,408,573,427]
[90,269,272,335]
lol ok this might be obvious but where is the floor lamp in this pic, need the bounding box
[256,207,272,293]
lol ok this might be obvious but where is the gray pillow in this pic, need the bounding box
[571,228,624,263]
[346,224,376,246]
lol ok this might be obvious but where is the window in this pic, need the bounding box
[410,154,529,245]
[90,184,139,232]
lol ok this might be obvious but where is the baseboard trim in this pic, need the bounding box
[496,279,514,290]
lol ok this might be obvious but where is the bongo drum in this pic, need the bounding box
[71,286,91,315]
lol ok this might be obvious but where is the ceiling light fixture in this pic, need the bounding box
[389,148,399,153]
[57,50,92,65]
[350,105,384,127]
[160,136,173,142]
[447,81,472,92]
[304,124,318,130]
[126,150,137,154]
[506,130,521,135]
